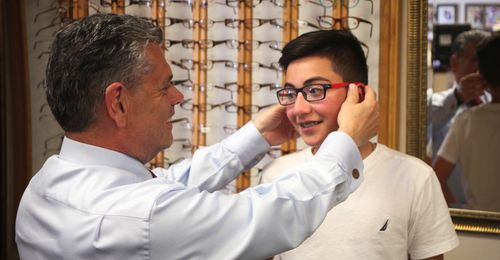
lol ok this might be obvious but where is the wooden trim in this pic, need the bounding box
[280,0,298,154]
[450,209,500,235]
[236,3,254,192]
[2,0,31,258]
[112,0,125,14]
[1,0,7,257]
[378,1,400,150]
[191,0,207,149]
[406,0,427,159]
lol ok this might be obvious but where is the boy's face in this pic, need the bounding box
[284,56,347,152]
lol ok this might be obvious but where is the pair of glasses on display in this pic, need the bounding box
[316,15,373,37]
[172,138,195,151]
[222,18,319,29]
[34,0,68,22]
[276,82,364,105]
[306,0,373,14]
[165,39,284,51]
[173,82,233,95]
[172,80,280,94]
[180,99,231,112]
[164,17,319,30]
[222,82,281,93]
[219,0,293,8]
[100,0,151,7]
[177,59,282,72]
[166,0,211,8]
[180,99,274,114]
[34,2,74,37]
[171,117,238,134]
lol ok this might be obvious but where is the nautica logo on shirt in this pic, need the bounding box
[380,219,389,231]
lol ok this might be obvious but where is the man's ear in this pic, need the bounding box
[105,82,127,127]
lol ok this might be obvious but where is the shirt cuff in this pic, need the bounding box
[315,131,364,193]
[221,121,270,168]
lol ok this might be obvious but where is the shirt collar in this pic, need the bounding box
[58,137,152,180]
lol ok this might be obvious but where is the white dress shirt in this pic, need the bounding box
[16,122,363,260]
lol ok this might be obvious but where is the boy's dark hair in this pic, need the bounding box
[279,29,368,84]
[476,34,500,87]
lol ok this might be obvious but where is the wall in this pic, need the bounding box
[445,232,500,259]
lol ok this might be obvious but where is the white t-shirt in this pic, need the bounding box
[262,144,459,260]
[438,103,500,212]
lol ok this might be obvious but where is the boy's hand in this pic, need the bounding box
[337,84,379,146]
[253,104,298,146]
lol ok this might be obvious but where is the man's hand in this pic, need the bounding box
[253,104,298,146]
[337,84,379,146]
[457,72,488,103]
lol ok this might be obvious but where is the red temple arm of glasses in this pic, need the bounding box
[331,82,365,101]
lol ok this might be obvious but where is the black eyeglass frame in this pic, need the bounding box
[276,82,364,105]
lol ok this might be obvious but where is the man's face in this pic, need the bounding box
[452,42,479,82]
[126,44,184,162]
[285,56,347,152]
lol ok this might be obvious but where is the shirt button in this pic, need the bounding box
[352,169,360,179]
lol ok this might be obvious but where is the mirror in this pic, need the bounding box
[416,0,500,234]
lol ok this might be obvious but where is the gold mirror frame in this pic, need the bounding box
[404,1,500,235]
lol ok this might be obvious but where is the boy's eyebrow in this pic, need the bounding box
[303,76,330,85]
[283,76,331,89]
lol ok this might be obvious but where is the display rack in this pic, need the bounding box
[32,0,379,192]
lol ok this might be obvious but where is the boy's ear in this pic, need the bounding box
[104,82,127,127]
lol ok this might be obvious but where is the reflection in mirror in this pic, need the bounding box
[426,0,500,229]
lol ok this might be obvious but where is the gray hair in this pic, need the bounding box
[451,29,490,56]
[46,13,163,132]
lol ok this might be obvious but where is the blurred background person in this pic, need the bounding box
[433,34,500,212]
[427,29,490,207]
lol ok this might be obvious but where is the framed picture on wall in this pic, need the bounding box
[437,4,457,24]
[484,5,500,30]
[466,5,486,28]
[466,4,500,30]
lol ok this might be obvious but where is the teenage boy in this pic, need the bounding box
[261,30,459,260]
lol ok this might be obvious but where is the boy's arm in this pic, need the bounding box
[433,156,457,204]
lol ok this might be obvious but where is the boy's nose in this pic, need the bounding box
[292,93,311,114]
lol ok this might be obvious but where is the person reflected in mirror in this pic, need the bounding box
[433,34,500,212]
[427,29,491,207]
[260,29,458,260]
[14,13,381,259]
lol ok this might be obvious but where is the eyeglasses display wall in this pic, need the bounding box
[28,0,380,192]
